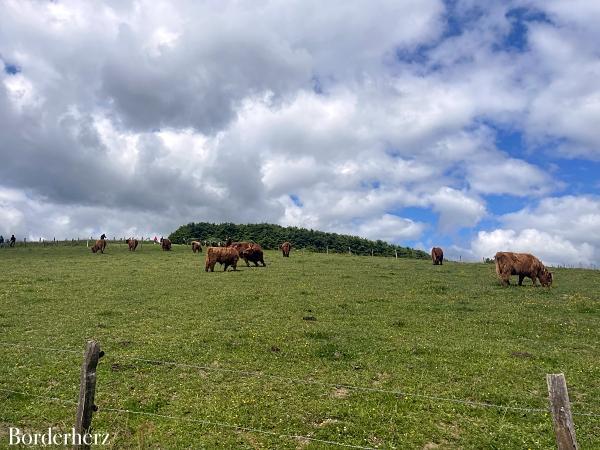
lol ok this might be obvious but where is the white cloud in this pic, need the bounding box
[470,229,595,268]
[465,196,600,267]
[467,155,555,196]
[340,214,426,243]
[427,187,486,232]
[502,196,600,247]
[0,1,598,254]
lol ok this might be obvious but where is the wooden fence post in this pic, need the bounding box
[74,340,104,450]
[547,373,578,450]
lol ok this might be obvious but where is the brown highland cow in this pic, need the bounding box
[191,241,202,253]
[126,238,138,251]
[431,247,443,265]
[91,239,107,254]
[205,247,239,272]
[160,238,172,251]
[280,242,292,257]
[229,242,266,267]
[495,252,553,287]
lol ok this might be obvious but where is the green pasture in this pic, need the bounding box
[0,244,598,448]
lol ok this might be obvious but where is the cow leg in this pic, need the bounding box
[531,275,537,287]
[253,260,259,267]
[244,258,250,267]
[223,263,229,271]
[518,274,525,286]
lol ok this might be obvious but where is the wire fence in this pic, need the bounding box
[1,341,599,418]
[0,387,375,449]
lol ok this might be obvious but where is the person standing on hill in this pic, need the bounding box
[100,233,106,240]
[10,234,16,247]
[0,235,4,245]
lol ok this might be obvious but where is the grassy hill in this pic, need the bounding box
[0,244,598,448]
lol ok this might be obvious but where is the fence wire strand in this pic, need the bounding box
[0,387,375,449]
[2,341,599,417]
[0,342,81,354]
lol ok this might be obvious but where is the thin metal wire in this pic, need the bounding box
[0,387,375,449]
[0,342,80,354]
[0,387,78,405]
[110,355,551,414]
[571,411,600,418]
[2,341,599,416]
[101,407,376,449]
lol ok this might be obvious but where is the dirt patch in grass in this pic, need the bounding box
[332,387,349,398]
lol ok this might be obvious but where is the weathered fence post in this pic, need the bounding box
[74,340,104,450]
[395,249,398,259]
[547,373,578,450]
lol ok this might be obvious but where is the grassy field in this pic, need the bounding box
[0,243,598,449]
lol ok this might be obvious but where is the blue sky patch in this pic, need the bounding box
[289,194,303,207]
[4,63,21,75]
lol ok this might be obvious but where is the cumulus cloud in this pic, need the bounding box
[339,214,426,243]
[465,196,600,267]
[0,1,597,252]
[427,187,486,232]
[470,229,595,268]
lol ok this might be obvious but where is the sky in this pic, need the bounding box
[0,0,599,267]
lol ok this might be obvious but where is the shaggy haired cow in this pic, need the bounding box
[280,242,292,257]
[91,239,107,254]
[160,238,172,251]
[431,247,443,265]
[205,247,239,272]
[191,241,202,253]
[126,238,138,251]
[229,242,266,267]
[495,252,553,287]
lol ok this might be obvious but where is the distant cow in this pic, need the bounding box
[280,242,292,257]
[126,238,138,251]
[431,247,443,265]
[91,239,107,254]
[230,242,266,267]
[495,252,553,287]
[160,238,172,251]
[191,241,202,253]
[205,247,239,272]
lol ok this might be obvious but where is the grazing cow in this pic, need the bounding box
[205,246,239,272]
[91,239,107,254]
[495,252,553,287]
[431,247,443,265]
[126,238,138,251]
[280,242,292,257]
[230,242,266,267]
[191,241,202,253]
[160,238,172,251]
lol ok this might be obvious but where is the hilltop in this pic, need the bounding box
[169,222,429,258]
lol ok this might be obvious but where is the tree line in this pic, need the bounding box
[169,222,429,259]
